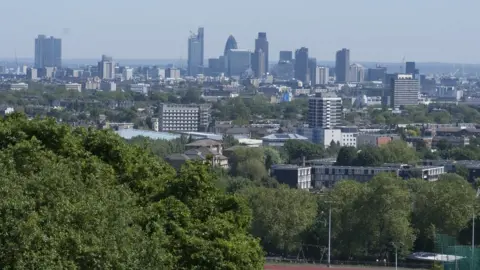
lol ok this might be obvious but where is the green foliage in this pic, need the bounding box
[127,135,189,158]
[0,114,264,269]
[282,140,324,163]
[336,140,419,166]
[239,186,317,255]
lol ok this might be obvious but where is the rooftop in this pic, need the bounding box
[115,129,180,140]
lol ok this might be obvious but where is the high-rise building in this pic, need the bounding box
[279,51,293,62]
[294,47,309,84]
[390,74,420,108]
[227,49,251,77]
[315,67,329,85]
[308,92,342,129]
[349,63,365,83]
[405,61,415,75]
[308,58,317,85]
[187,27,204,76]
[98,55,115,80]
[34,35,62,68]
[252,49,265,78]
[223,35,238,72]
[335,48,350,83]
[253,32,269,77]
[224,35,238,56]
[367,66,387,81]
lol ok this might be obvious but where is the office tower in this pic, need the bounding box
[188,27,204,76]
[98,55,115,80]
[158,103,211,132]
[308,92,342,128]
[294,47,309,84]
[367,65,387,81]
[27,68,38,80]
[349,63,365,83]
[308,58,317,85]
[34,35,62,68]
[279,51,293,62]
[390,74,420,108]
[252,49,265,78]
[253,32,269,77]
[227,49,251,77]
[335,48,350,83]
[198,27,204,67]
[315,67,329,85]
[405,61,415,75]
[224,35,238,56]
[208,58,223,75]
[224,35,238,72]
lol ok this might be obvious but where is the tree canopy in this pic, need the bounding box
[0,113,264,269]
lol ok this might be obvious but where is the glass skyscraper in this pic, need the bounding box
[187,27,204,76]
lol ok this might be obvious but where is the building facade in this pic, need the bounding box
[34,35,62,68]
[187,27,204,76]
[253,32,269,77]
[158,103,211,132]
[294,47,309,84]
[227,49,251,77]
[308,92,342,128]
[315,66,329,85]
[391,74,420,108]
[98,55,115,80]
[335,48,350,83]
[271,165,312,190]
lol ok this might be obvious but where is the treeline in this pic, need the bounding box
[231,173,479,261]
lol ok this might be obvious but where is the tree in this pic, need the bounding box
[336,147,358,166]
[0,114,264,269]
[282,140,323,163]
[223,134,239,149]
[263,147,283,171]
[240,186,317,256]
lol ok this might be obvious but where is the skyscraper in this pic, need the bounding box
[279,51,293,62]
[224,35,238,56]
[223,35,238,72]
[308,92,342,128]
[390,74,420,108]
[98,55,115,80]
[227,49,251,77]
[349,63,365,83]
[34,35,62,68]
[294,47,309,84]
[253,32,269,77]
[187,27,204,76]
[405,61,415,75]
[335,48,350,83]
[308,58,317,85]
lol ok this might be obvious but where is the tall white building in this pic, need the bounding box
[315,66,329,85]
[308,92,342,129]
[122,68,133,80]
[227,49,251,77]
[98,55,115,80]
[349,63,365,83]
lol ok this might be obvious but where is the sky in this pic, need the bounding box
[1,0,479,63]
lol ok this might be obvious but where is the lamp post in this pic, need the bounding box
[328,204,332,268]
[472,188,480,270]
[391,242,403,270]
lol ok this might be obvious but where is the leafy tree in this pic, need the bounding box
[223,134,239,149]
[263,147,283,171]
[336,147,358,166]
[0,114,264,269]
[240,186,317,256]
[282,140,324,163]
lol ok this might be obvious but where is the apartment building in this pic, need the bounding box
[271,164,312,190]
[158,103,211,132]
[312,164,444,189]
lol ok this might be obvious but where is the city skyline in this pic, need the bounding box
[1,0,479,63]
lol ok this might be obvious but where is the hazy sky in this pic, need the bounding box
[1,0,479,63]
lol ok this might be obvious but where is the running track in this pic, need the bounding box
[265,266,368,270]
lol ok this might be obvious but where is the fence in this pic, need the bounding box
[265,257,430,269]
[435,233,480,270]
